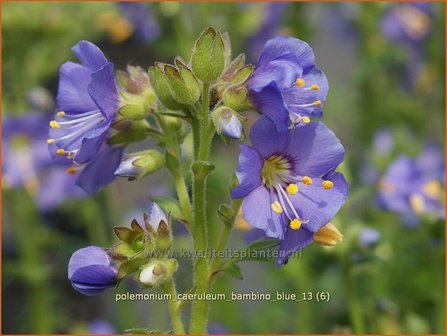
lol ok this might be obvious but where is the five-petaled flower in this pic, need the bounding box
[48,40,124,194]
[377,145,445,226]
[68,246,118,296]
[231,117,348,264]
[247,36,329,131]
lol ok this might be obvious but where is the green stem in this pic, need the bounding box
[210,224,232,277]
[189,82,213,334]
[168,156,193,226]
[163,279,185,334]
[342,258,365,334]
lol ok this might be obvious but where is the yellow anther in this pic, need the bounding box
[56,148,66,156]
[46,138,55,144]
[57,111,66,117]
[314,222,343,246]
[286,183,299,195]
[313,100,322,107]
[289,219,302,230]
[49,120,60,129]
[295,78,305,87]
[271,201,283,214]
[302,116,311,124]
[322,180,334,190]
[311,84,320,90]
[302,176,313,185]
[422,180,442,199]
[409,194,425,215]
[66,166,77,174]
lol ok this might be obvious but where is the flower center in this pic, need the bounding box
[261,154,292,188]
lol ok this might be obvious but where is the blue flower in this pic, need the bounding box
[49,40,124,194]
[247,37,329,131]
[231,117,348,264]
[68,246,117,296]
[88,320,116,334]
[359,227,381,248]
[2,112,86,211]
[377,145,445,226]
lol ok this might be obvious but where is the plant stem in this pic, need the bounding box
[342,257,365,334]
[163,279,185,334]
[168,156,193,226]
[189,82,213,334]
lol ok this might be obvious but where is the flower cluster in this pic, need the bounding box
[232,37,347,264]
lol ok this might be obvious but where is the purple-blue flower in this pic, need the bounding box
[2,112,86,211]
[231,117,348,264]
[117,2,160,43]
[247,37,329,131]
[88,320,116,334]
[68,246,117,296]
[377,145,445,226]
[49,40,124,194]
[359,227,381,248]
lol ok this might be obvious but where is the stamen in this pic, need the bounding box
[302,176,313,185]
[322,180,334,190]
[295,78,305,87]
[56,148,66,155]
[271,201,283,214]
[302,116,310,124]
[311,84,320,90]
[422,180,442,199]
[47,138,55,144]
[57,111,66,117]
[66,166,77,174]
[313,100,322,107]
[50,120,60,129]
[286,183,299,195]
[289,219,302,230]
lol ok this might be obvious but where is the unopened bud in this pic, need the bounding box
[139,263,167,287]
[164,60,200,105]
[148,64,183,110]
[191,27,225,82]
[223,86,252,112]
[212,106,244,139]
[114,150,165,181]
[314,223,343,246]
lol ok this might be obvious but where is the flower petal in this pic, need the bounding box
[257,36,315,69]
[71,282,113,296]
[68,246,111,279]
[72,40,109,72]
[290,172,348,232]
[76,146,124,194]
[231,145,263,199]
[88,63,119,121]
[277,227,313,265]
[242,186,285,239]
[286,121,345,176]
[250,116,289,157]
[70,265,117,286]
[56,61,98,113]
[149,202,168,230]
[249,83,290,132]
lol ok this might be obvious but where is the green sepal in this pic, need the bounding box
[191,160,215,179]
[133,150,166,180]
[223,85,252,112]
[191,27,226,82]
[113,241,143,258]
[164,63,200,105]
[108,119,152,145]
[220,263,243,280]
[217,203,234,227]
[148,64,183,110]
[117,255,147,279]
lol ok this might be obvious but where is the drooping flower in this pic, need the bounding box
[68,246,117,296]
[2,112,86,210]
[231,117,348,264]
[247,37,329,131]
[377,145,445,226]
[48,40,124,194]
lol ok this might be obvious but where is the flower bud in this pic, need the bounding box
[139,262,167,287]
[223,86,252,112]
[191,27,225,82]
[109,119,152,145]
[114,150,165,181]
[68,246,117,296]
[117,66,157,120]
[144,202,172,250]
[164,60,200,105]
[314,222,343,246]
[212,106,244,139]
[148,64,183,110]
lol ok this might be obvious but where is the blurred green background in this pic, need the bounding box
[1,1,445,334]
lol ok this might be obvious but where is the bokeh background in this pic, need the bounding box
[2,1,445,334]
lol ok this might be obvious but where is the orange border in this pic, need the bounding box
[0,1,445,336]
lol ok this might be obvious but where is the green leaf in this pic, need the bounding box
[148,196,182,220]
[221,263,243,280]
